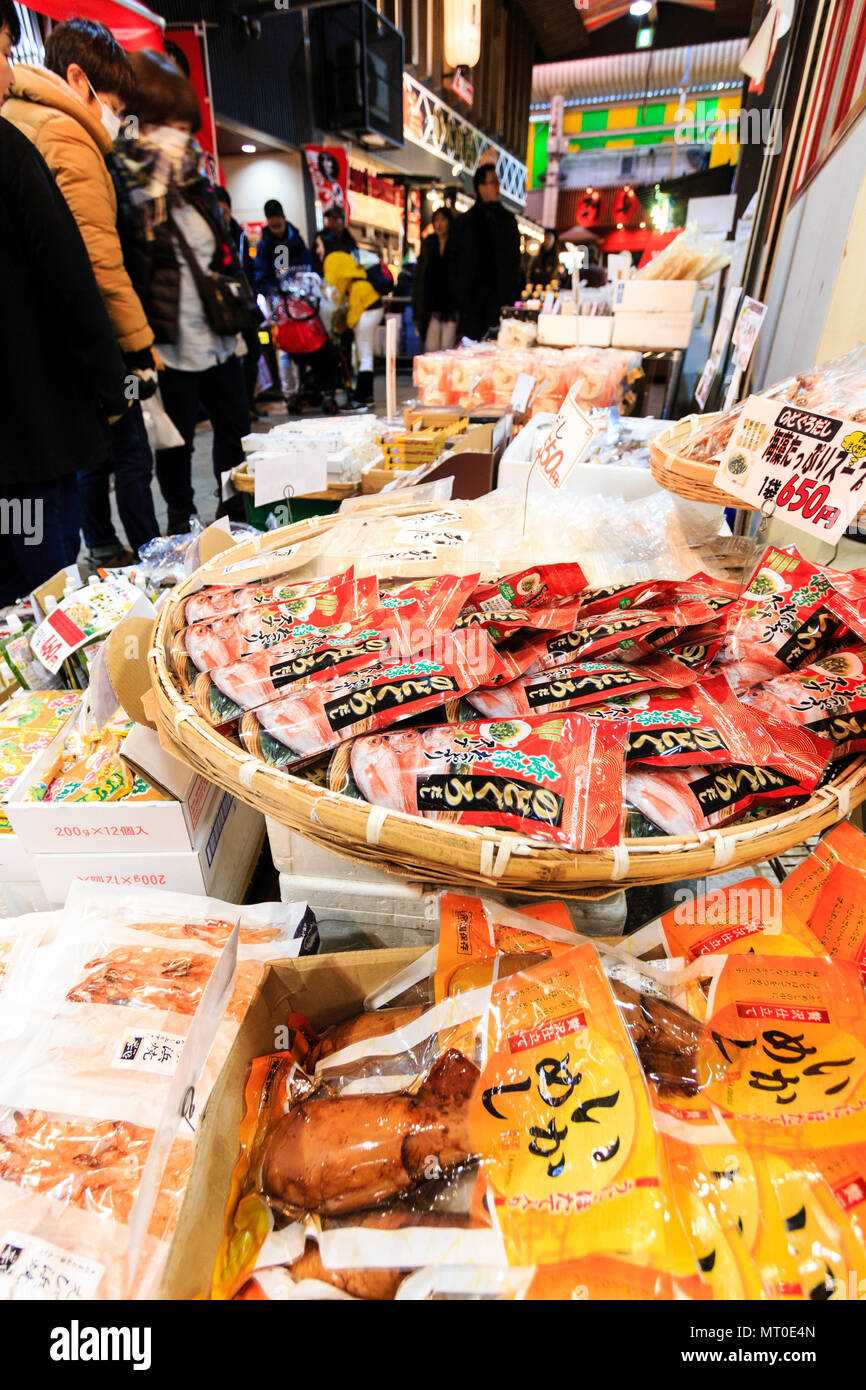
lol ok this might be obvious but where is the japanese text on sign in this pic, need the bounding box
[533,385,597,490]
[714,394,866,543]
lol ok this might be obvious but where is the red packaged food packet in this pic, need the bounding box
[173,575,380,685]
[581,573,738,619]
[739,644,866,757]
[455,562,589,639]
[625,717,832,835]
[332,713,626,850]
[239,630,500,769]
[508,599,717,672]
[716,546,848,693]
[807,864,866,982]
[381,573,481,632]
[178,568,358,629]
[782,820,866,921]
[465,653,696,721]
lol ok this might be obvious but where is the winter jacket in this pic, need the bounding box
[451,198,522,341]
[0,116,126,488]
[412,232,456,338]
[324,252,380,328]
[252,221,312,293]
[4,64,153,353]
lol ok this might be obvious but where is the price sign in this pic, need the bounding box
[532,385,596,489]
[510,373,537,415]
[714,395,866,543]
[254,448,328,507]
[695,283,741,410]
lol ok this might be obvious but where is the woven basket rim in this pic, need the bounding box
[148,509,866,893]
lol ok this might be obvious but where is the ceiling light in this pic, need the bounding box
[241,143,257,153]
[629,0,652,14]
[616,222,623,230]
[639,221,646,228]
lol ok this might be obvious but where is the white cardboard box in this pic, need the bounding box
[0,832,38,883]
[536,314,578,347]
[611,309,695,350]
[6,721,221,857]
[613,280,698,314]
[576,317,613,347]
[34,791,264,905]
[265,816,427,895]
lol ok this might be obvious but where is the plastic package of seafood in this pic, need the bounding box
[781,820,866,921]
[625,877,826,963]
[171,574,379,682]
[454,563,589,638]
[239,633,500,769]
[803,860,866,980]
[739,644,866,758]
[0,1178,168,1300]
[466,653,698,721]
[506,597,717,672]
[329,712,627,850]
[172,566,357,632]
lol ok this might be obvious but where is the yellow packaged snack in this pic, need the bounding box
[524,1253,713,1301]
[628,876,825,963]
[761,1149,866,1301]
[469,943,676,1268]
[807,1144,866,1280]
[663,1134,767,1299]
[433,892,576,1004]
[0,689,79,735]
[782,820,866,922]
[807,864,866,981]
[700,954,866,1149]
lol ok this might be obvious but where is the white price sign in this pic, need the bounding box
[714,394,866,543]
[254,448,328,507]
[510,373,537,414]
[532,385,596,489]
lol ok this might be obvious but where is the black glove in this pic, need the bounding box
[123,348,159,402]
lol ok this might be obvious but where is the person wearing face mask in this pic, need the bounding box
[0,2,129,601]
[115,49,252,532]
[3,18,161,568]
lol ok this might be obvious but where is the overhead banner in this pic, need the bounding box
[304,146,349,215]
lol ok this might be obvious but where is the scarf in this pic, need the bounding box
[112,127,205,240]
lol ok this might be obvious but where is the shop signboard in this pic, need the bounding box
[304,145,349,214]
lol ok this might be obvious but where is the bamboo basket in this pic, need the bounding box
[147,510,866,897]
[229,462,356,501]
[648,414,758,509]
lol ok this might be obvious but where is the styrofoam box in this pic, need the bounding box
[0,831,38,883]
[611,310,695,350]
[34,791,264,906]
[577,317,613,347]
[7,721,221,857]
[266,816,428,894]
[536,314,578,347]
[613,279,698,314]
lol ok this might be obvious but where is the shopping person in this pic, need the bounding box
[118,49,252,532]
[452,163,522,341]
[215,184,262,416]
[253,199,312,294]
[529,228,563,287]
[0,105,127,600]
[323,204,357,256]
[412,206,458,352]
[323,251,382,408]
[4,18,161,568]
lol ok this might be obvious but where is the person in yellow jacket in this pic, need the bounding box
[4,19,160,566]
[323,249,383,407]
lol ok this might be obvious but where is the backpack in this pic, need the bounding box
[365,261,393,297]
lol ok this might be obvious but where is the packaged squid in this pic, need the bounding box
[757,1147,866,1300]
[465,653,697,722]
[238,632,499,769]
[168,553,341,632]
[716,546,849,693]
[739,644,866,758]
[662,1134,768,1299]
[328,712,626,850]
[806,1144,866,1264]
[170,573,379,686]
[626,877,826,964]
[782,820,866,922]
[805,863,866,981]
[698,952,866,1150]
[395,1255,713,1301]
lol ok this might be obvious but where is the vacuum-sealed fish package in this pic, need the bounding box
[465,653,696,721]
[739,644,866,757]
[171,566,354,633]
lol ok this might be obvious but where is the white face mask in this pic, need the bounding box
[85,76,121,141]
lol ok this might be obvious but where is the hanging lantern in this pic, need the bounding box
[444,0,482,70]
[613,187,636,222]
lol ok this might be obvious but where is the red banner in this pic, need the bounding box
[304,145,349,215]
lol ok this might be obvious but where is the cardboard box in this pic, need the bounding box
[33,791,264,905]
[159,948,422,1299]
[611,310,695,350]
[536,313,578,347]
[266,816,426,891]
[7,720,221,857]
[0,832,38,882]
[576,317,613,347]
[613,279,698,314]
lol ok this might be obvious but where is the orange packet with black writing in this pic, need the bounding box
[807,863,866,981]
[700,954,866,1150]
[525,1253,712,1301]
[760,1148,866,1301]
[433,892,575,1004]
[628,877,825,964]
[782,819,865,922]
[663,1134,767,1299]
[468,944,674,1267]
[807,1144,866,1273]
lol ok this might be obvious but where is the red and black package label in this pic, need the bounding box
[774,606,842,671]
[524,667,659,708]
[271,636,394,689]
[324,674,460,731]
[690,764,801,815]
[416,773,564,827]
[626,727,730,762]
[810,708,866,746]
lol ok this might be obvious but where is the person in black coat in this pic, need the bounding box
[412,206,458,352]
[253,199,312,295]
[528,229,563,288]
[0,112,127,603]
[452,164,522,342]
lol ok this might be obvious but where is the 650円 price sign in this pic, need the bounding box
[714,395,866,543]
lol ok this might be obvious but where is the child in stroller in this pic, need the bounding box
[269,269,350,414]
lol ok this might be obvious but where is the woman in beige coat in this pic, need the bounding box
[4,20,161,564]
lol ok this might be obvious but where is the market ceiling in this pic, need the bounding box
[514,0,753,62]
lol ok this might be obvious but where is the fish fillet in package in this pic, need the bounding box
[508,599,717,673]
[240,632,500,768]
[168,536,329,630]
[454,562,589,640]
[739,643,866,757]
[171,574,379,685]
[332,712,626,850]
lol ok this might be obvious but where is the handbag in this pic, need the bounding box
[168,211,256,336]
